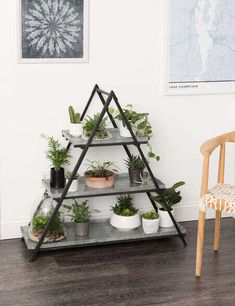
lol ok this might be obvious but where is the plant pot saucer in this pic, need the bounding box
[27,229,66,243]
[81,131,112,141]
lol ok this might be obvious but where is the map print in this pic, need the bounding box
[168,0,235,93]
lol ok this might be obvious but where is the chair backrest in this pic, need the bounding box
[200,131,235,196]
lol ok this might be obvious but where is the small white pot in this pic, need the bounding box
[67,179,79,192]
[110,212,141,231]
[69,123,83,137]
[142,218,160,234]
[116,120,134,138]
[159,208,175,228]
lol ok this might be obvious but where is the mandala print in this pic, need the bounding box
[22,0,83,58]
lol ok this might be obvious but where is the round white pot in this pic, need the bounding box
[69,123,83,137]
[67,179,79,192]
[142,218,160,234]
[116,120,134,138]
[110,212,141,231]
[159,208,175,228]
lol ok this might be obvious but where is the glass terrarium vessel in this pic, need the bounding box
[28,193,66,243]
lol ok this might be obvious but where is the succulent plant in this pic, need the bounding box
[111,195,138,216]
[124,154,145,170]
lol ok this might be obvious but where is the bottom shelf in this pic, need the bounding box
[21,219,186,251]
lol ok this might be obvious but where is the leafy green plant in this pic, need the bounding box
[142,211,159,220]
[84,160,118,180]
[111,195,138,216]
[32,210,63,233]
[124,154,145,170]
[42,135,71,171]
[83,113,109,139]
[109,105,160,162]
[65,171,79,180]
[68,106,81,124]
[152,181,185,211]
[64,200,92,223]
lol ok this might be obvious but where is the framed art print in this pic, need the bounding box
[19,0,89,63]
[164,0,235,95]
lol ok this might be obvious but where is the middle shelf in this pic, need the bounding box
[42,173,164,200]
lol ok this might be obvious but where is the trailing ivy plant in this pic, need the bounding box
[109,105,160,163]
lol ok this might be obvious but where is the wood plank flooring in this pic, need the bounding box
[1,218,235,306]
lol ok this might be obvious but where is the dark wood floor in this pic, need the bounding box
[1,219,235,306]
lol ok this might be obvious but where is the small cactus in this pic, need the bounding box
[68,106,81,124]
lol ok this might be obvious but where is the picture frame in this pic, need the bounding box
[163,0,235,95]
[18,0,89,63]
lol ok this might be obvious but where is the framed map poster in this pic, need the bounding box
[19,0,89,63]
[164,0,235,95]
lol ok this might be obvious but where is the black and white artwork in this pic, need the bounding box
[19,0,88,62]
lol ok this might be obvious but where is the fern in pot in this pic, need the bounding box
[84,161,118,189]
[110,195,141,231]
[124,154,145,186]
[68,106,83,137]
[152,181,185,228]
[43,135,71,189]
[141,211,159,234]
[65,171,79,192]
[64,200,92,237]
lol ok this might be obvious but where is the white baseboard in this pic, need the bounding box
[0,203,232,240]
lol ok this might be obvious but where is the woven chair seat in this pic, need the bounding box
[199,184,235,213]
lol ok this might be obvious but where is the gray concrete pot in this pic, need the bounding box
[75,221,89,237]
[128,168,143,186]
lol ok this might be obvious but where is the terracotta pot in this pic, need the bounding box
[85,173,115,189]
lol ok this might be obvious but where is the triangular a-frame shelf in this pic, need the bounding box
[22,84,186,262]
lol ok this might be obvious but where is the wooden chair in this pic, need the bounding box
[196,131,235,277]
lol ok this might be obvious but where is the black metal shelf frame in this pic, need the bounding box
[28,84,187,262]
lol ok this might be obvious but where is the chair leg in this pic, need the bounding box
[196,210,206,277]
[214,210,221,252]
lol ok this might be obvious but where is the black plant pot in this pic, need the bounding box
[50,168,65,189]
[128,168,143,186]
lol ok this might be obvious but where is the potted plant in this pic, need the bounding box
[65,171,79,192]
[110,195,141,231]
[68,106,83,137]
[43,135,71,189]
[29,197,66,243]
[84,160,118,189]
[124,154,145,186]
[83,113,111,140]
[152,181,185,228]
[141,211,160,234]
[64,200,92,237]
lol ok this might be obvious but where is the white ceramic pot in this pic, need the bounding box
[67,179,79,192]
[116,120,134,138]
[159,208,175,228]
[110,212,141,231]
[142,218,160,234]
[69,123,83,137]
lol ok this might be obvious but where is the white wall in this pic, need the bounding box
[1,0,235,239]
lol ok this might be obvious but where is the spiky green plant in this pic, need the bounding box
[83,113,109,139]
[84,160,118,180]
[124,154,145,170]
[68,106,81,124]
[64,200,91,223]
[142,211,159,220]
[111,195,138,216]
[43,135,71,171]
[152,181,185,211]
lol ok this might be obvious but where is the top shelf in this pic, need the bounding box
[62,128,148,148]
